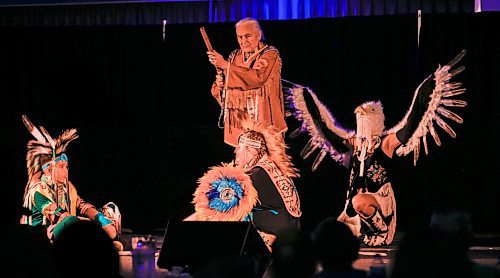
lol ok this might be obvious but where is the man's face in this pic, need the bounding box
[234,144,258,169]
[236,24,261,53]
[45,161,69,184]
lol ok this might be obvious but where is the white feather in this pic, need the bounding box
[22,115,47,143]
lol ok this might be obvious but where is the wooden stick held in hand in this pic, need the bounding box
[200,27,213,52]
[201,27,227,129]
[200,27,222,74]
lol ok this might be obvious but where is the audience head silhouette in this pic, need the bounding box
[53,220,120,277]
[312,217,361,272]
[0,224,55,277]
[270,228,316,278]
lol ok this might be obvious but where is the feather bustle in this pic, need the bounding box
[192,163,258,221]
[56,129,79,153]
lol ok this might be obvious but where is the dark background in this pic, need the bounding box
[1,12,499,235]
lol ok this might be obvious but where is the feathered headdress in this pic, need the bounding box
[239,119,299,178]
[22,115,78,189]
[192,163,258,221]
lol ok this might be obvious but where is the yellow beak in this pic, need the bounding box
[354,106,365,115]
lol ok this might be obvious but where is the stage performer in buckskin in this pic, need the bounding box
[206,17,287,147]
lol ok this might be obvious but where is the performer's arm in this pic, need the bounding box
[33,191,67,224]
[209,49,279,90]
[396,76,435,144]
[383,81,431,158]
[303,88,352,154]
[382,97,426,158]
[77,194,117,239]
[210,73,224,105]
[381,133,401,158]
[395,103,424,145]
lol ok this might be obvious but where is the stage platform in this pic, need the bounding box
[117,231,500,278]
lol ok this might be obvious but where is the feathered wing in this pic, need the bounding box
[385,50,467,165]
[286,85,355,171]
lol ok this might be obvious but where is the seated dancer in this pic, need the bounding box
[19,115,122,249]
[185,120,302,251]
[286,50,467,246]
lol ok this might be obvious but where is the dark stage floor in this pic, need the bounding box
[118,231,500,278]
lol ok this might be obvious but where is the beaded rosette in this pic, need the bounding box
[192,163,258,221]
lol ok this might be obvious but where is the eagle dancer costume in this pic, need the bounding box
[185,120,301,251]
[286,50,467,246]
[20,115,122,247]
